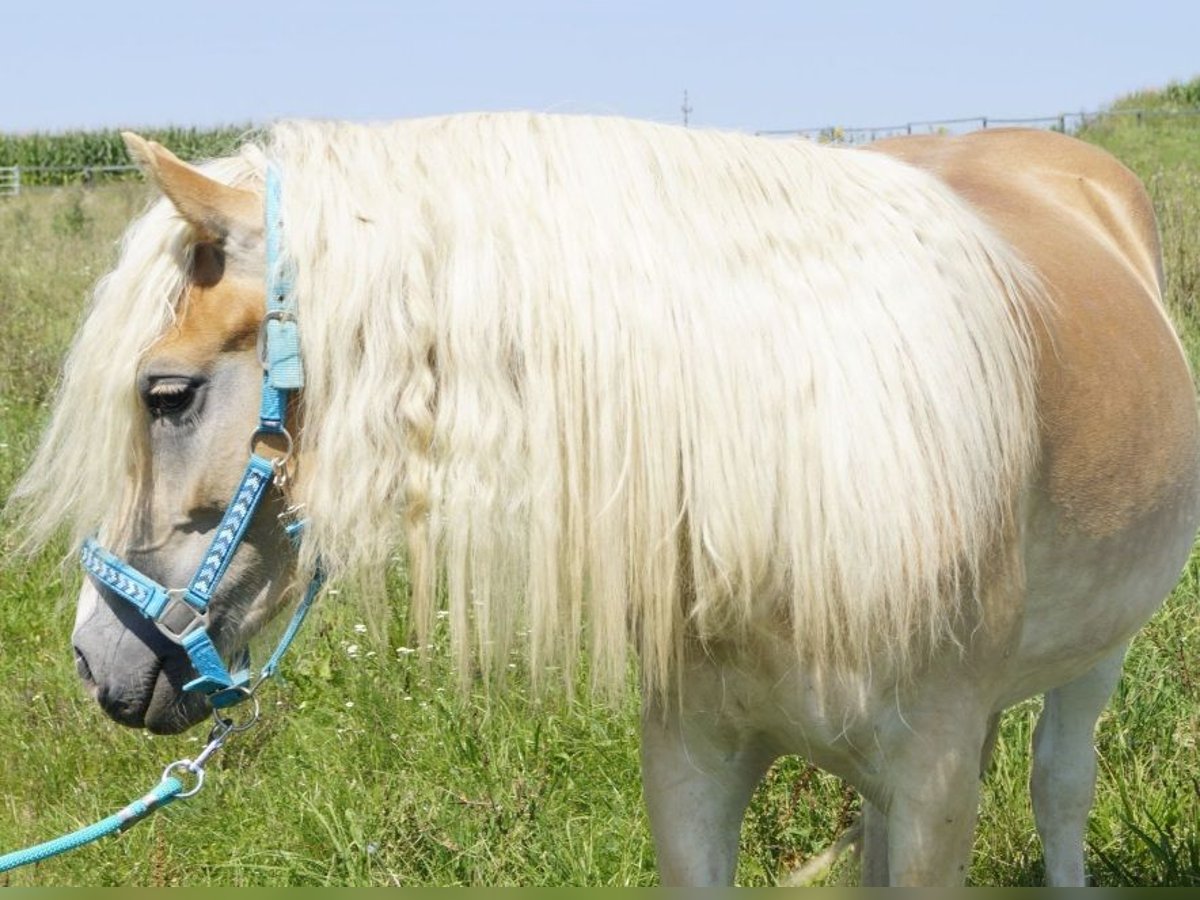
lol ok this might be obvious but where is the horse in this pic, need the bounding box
[10,115,1198,886]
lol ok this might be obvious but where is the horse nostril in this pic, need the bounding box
[73,645,96,685]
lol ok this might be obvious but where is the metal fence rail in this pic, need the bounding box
[15,163,139,187]
[0,165,19,197]
[758,106,1200,144]
[3,106,1199,185]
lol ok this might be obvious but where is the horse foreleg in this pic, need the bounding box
[860,708,999,886]
[871,696,997,886]
[640,703,774,886]
[1031,644,1128,886]
[860,801,889,885]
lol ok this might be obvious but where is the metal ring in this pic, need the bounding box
[211,692,261,733]
[163,760,205,798]
[248,426,293,469]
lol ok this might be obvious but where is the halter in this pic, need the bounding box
[80,166,320,710]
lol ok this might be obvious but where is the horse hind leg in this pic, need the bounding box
[640,699,776,886]
[1031,643,1129,886]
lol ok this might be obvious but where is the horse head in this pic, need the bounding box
[71,136,295,733]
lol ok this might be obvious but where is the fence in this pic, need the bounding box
[3,106,1199,185]
[757,106,1200,144]
[12,163,139,188]
[0,165,19,197]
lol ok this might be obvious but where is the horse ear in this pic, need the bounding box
[122,132,261,242]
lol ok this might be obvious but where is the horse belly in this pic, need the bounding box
[1000,477,1200,707]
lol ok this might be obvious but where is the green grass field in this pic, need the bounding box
[1,94,1199,885]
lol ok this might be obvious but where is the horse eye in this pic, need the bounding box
[145,378,198,417]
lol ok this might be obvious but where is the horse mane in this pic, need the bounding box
[15,114,1045,700]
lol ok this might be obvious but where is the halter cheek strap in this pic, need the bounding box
[80,165,319,710]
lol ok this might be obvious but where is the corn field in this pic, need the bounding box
[0,127,258,185]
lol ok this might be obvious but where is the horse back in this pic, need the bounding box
[871,128,1200,541]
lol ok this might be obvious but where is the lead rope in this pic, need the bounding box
[0,696,254,875]
[2,164,319,878]
[0,565,323,877]
[0,780,185,874]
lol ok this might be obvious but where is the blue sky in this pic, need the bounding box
[4,0,1198,134]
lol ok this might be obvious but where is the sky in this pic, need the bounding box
[3,0,1199,136]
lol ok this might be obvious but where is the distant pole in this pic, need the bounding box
[682,89,693,127]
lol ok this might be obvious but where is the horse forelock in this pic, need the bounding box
[263,114,1046,701]
[11,151,264,555]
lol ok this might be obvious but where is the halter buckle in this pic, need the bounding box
[155,590,209,643]
[256,309,298,371]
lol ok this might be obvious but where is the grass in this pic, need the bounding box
[1,97,1199,884]
[1078,77,1200,176]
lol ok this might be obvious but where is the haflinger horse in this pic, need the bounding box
[11,116,1199,886]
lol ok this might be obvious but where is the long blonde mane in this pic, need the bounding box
[15,114,1043,699]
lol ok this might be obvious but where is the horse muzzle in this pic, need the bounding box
[72,580,211,733]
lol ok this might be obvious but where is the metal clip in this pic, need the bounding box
[162,725,224,799]
[278,503,307,523]
[161,760,206,798]
[159,692,262,799]
[248,427,294,487]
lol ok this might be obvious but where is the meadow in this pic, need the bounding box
[1,94,1198,885]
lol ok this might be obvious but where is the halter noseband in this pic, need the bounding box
[80,166,319,710]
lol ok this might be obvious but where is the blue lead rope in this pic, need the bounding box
[0,778,183,874]
[2,164,322,877]
[0,567,318,877]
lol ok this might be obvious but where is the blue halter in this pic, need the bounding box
[80,166,319,710]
